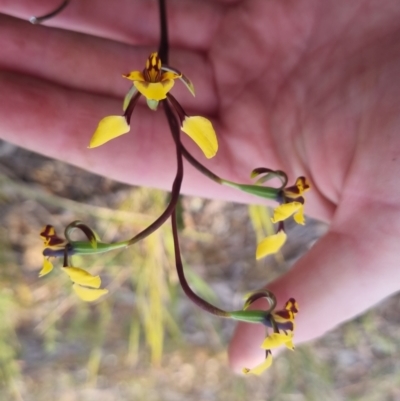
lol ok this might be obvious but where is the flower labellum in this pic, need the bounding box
[271,202,304,225]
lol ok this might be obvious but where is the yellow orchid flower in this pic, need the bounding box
[122,52,191,105]
[89,52,218,159]
[243,298,298,375]
[39,223,109,302]
[39,225,67,277]
[271,177,310,225]
[255,176,310,260]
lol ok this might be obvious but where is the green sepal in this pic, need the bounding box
[123,86,138,112]
[146,99,159,110]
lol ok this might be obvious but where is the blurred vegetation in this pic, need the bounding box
[0,143,399,401]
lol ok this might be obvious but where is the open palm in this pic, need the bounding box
[1,0,400,371]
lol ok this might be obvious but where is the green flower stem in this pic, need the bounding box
[228,310,269,324]
[220,180,280,200]
[180,144,280,200]
[72,240,130,255]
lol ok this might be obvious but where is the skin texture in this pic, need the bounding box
[0,0,400,372]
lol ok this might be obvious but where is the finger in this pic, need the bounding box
[0,14,217,112]
[228,203,400,372]
[0,0,224,49]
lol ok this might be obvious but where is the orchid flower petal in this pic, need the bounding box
[161,66,195,96]
[39,258,53,277]
[178,73,195,96]
[123,71,145,82]
[261,332,294,350]
[89,116,130,148]
[72,284,109,302]
[161,71,181,81]
[256,231,287,260]
[62,267,101,288]
[271,202,303,223]
[293,207,305,225]
[181,116,218,159]
[242,351,273,375]
[134,80,174,101]
[123,86,139,112]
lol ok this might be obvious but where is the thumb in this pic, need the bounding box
[228,214,400,373]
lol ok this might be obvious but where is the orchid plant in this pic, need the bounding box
[31,0,310,375]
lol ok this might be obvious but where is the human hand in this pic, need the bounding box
[0,0,399,372]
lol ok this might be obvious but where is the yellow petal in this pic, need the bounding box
[261,333,293,350]
[39,258,53,277]
[256,231,287,260]
[161,67,195,96]
[271,202,303,223]
[161,71,181,81]
[284,339,295,350]
[62,267,101,288]
[134,80,174,101]
[242,352,273,375]
[293,206,305,225]
[123,70,145,82]
[72,284,109,302]
[89,116,130,148]
[181,116,218,159]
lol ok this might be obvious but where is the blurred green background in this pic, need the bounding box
[0,140,399,401]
